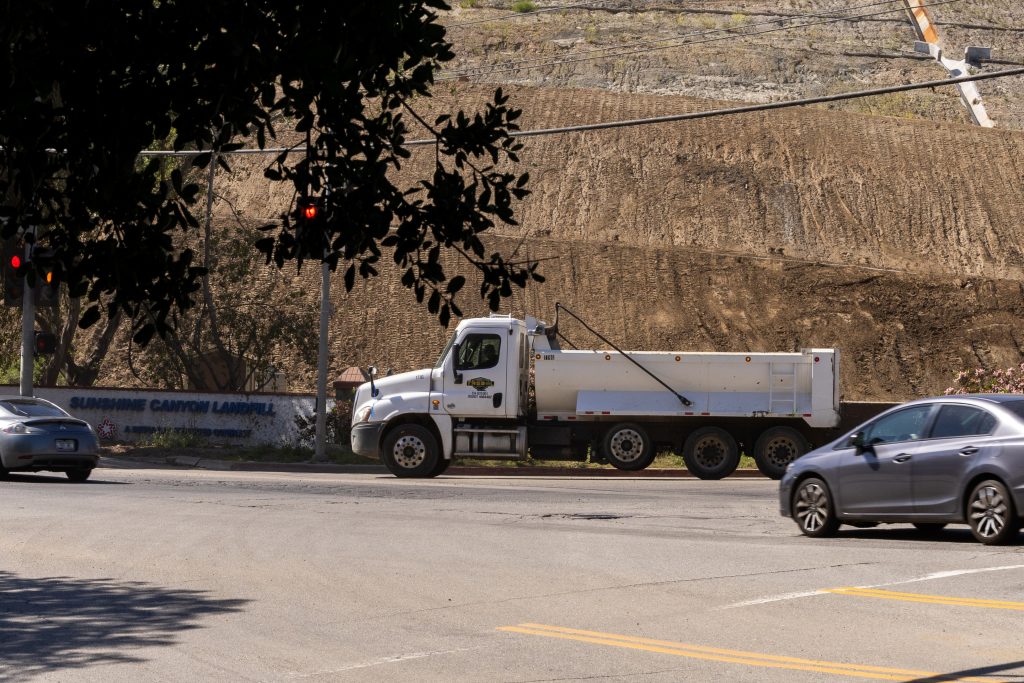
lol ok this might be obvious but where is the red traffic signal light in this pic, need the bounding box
[9,254,21,269]
[34,331,57,355]
[303,204,318,220]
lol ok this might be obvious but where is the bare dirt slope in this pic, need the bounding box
[207,81,1024,400]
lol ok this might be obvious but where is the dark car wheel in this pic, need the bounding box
[601,423,655,471]
[753,427,810,480]
[682,427,739,480]
[381,424,440,478]
[429,456,451,478]
[793,477,839,538]
[66,469,92,482]
[967,480,1020,545]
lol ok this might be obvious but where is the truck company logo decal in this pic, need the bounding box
[467,377,495,390]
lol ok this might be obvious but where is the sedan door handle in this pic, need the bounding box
[959,447,979,456]
[893,454,912,463]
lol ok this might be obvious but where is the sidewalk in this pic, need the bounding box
[98,452,767,477]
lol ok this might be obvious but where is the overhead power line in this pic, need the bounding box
[449,3,604,27]
[441,0,963,79]
[138,66,1024,158]
[421,67,1024,144]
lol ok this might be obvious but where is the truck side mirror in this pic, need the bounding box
[452,343,463,384]
[367,365,379,397]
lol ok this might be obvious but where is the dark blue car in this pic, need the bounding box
[780,395,1024,545]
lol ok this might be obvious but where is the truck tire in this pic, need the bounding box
[682,427,739,480]
[381,424,440,478]
[753,426,811,480]
[601,423,654,471]
[430,457,451,478]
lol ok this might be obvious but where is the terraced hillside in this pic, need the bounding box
[98,2,1024,401]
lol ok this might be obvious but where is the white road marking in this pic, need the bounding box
[284,647,480,678]
[719,564,1024,610]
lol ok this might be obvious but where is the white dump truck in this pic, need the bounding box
[351,306,843,479]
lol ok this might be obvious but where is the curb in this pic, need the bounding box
[103,455,768,478]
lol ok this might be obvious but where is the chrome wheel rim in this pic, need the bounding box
[970,485,1007,539]
[609,428,644,463]
[392,435,427,469]
[764,436,800,468]
[693,435,728,468]
[796,482,829,532]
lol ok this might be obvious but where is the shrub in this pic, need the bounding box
[294,399,353,446]
[512,0,537,12]
[945,365,1024,395]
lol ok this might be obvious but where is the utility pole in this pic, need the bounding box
[313,255,330,462]
[903,0,994,127]
[19,230,34,397]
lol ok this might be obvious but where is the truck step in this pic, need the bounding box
[452,452,524,459]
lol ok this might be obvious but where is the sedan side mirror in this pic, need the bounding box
[849,430,869,455]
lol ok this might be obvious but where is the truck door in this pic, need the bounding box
[443,327,509,418]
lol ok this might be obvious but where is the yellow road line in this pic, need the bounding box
[497,623,1000,682]
[827,587,1024,611]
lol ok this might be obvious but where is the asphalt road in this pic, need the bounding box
[1,465,1023,682]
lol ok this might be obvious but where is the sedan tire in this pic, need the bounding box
[967,479,1020,545]
[793,477,839,538]
[66,468,92,482]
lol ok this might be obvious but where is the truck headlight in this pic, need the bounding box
[354,405,373,423]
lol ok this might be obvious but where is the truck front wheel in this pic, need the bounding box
[601,423,655,471]
[753,426,810,480]
[381,424,441,478]
[682,427,739,480]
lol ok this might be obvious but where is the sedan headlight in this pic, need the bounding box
[354,405,373,424]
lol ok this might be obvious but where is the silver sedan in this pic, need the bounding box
[0,396,99,482]
[780,394,1024,545]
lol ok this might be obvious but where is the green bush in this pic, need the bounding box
[512,0,537,12]
[142,428,209,449]
[293,399,352,447]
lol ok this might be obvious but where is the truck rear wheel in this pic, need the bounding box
[381,424,440,478]
[682,427,739,480]
[601,423,654,471]
[753,426,810,480]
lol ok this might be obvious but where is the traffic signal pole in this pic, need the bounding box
[19,231,34,397]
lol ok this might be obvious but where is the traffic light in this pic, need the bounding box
[2,238,25,307]
[32,248,58,308]
[34,331,57,355]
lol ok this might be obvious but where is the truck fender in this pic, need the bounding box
[429,413,454,459]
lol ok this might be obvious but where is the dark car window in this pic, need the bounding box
[1000,400,1024,422]
[0,400,67,418]
[456,334,501,371]
[929,405,997,439]
[859,405,933,445]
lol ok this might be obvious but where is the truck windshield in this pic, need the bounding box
[434,332,457,368]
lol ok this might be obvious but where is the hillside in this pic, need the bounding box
[90,2,1024,402]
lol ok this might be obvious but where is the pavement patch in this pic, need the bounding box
[498,623,1001,682]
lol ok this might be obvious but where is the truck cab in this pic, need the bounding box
[350,315,531,477]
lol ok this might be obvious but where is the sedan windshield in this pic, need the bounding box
[0,400,67,418]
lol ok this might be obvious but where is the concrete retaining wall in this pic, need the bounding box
[4,386,324,446]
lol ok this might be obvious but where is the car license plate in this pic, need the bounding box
[55,439,76,452]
